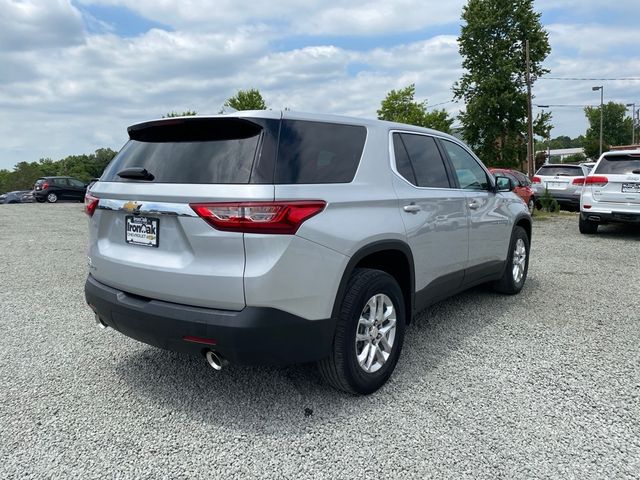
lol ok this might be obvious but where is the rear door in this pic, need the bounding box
[68,178,87,200]
[591,153,640,205]
[53,178,72,199]
[389,132,468,300]
[88,116,278,310]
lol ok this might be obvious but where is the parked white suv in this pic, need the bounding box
[532,164,590,210]
[579,150,640,234]
[85,111,532,394]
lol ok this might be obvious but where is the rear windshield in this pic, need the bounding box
[275,120,366,184]
[101,118,263,184]
[595,155,640,175]
[536,165,583,176]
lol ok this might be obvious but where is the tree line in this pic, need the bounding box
[0,148,117,193]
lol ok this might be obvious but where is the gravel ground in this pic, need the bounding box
[1,203,639,479]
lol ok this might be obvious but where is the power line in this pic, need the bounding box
[540,77,640,81]
[425,99,457,109]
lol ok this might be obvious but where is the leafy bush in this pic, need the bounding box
[539,188,559,212]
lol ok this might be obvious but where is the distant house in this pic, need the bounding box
[535,147,585,163]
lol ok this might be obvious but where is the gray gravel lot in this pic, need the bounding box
[1,203,639,479]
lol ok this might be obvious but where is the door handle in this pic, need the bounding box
[403,204,421,213]
[468,200,480,210]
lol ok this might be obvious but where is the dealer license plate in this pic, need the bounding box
[125,216,159,247]
[622,183,640,193]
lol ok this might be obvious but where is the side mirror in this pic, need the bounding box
[495,175,514,192]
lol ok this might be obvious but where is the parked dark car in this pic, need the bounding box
[0,190,34,204]
[33,176,87,203]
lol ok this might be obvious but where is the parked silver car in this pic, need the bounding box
[85,111,532,394]
[579,150,640,233]
[532,164,590,210]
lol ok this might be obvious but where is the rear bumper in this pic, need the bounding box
[85,275,335,365]
[580,211,640,224]
[548,192,580,207]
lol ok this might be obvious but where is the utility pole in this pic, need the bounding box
[626,103,636,145]
[538,105,551,164]
[525,40,535,177]
[592,86,603,157]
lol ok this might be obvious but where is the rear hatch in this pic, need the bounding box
[87,116,279,310]
[534,165,585,192]
[590,153,640,204]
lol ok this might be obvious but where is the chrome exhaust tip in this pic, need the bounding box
[205,350,227,371]
[94,313,108,329]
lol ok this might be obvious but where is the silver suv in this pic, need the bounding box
[85,111,532,394]
[579,150,640,234]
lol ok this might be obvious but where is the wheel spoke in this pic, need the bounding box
[368,297,377,323]
[378,334,392,352]
[365,342,376,370]
[375,296,385,322]
[357,342,371,365]
[374,345,387,365]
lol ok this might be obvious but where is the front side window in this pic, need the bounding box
[441,140,490,190]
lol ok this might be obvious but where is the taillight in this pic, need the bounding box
[84,193,99,217]
[532,176,541,183]
[585,176,608,187]
[190,201,326,234]
[572,177,585,185]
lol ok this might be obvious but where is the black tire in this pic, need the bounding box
[492,226,529,295]
[46,192,58,203]
[527,198,535,214]
[579,215,598,234]
[36,197,45,203]
[318,268,406,395]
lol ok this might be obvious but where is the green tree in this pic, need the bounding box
[377,84,453,133]
[223,88,267,111]
[583,102,633,158]
[453,0,551,167]
[163,110,197,118]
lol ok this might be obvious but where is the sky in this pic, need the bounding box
[1,0,639,170]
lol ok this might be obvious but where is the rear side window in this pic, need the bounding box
[275,120,366,184]
[393,133,450,188]
[536,166,583,177]
[101,118,263,184]
[595,155,640,174]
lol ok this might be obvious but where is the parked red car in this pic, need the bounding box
[489,168,536,213]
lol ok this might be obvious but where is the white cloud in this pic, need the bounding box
[1,0,640,169]
[0,0,85,51]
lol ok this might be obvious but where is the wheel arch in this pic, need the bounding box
[514,214,532,242]
[331,240,415,324]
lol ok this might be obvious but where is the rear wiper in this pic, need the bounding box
[117,167,155,181]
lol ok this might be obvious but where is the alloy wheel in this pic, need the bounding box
[355,294,397,374]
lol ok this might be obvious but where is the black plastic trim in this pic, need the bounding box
[85,275,334,365]
[331,241,415,322]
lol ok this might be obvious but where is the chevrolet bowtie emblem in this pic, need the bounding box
[123,201,142,213]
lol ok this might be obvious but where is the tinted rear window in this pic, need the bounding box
[536,166,583,176]
[101,118,263,184]
[275,120,366,184]
[595,155,640,174]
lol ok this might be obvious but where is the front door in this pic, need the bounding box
[439,139,512,283]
